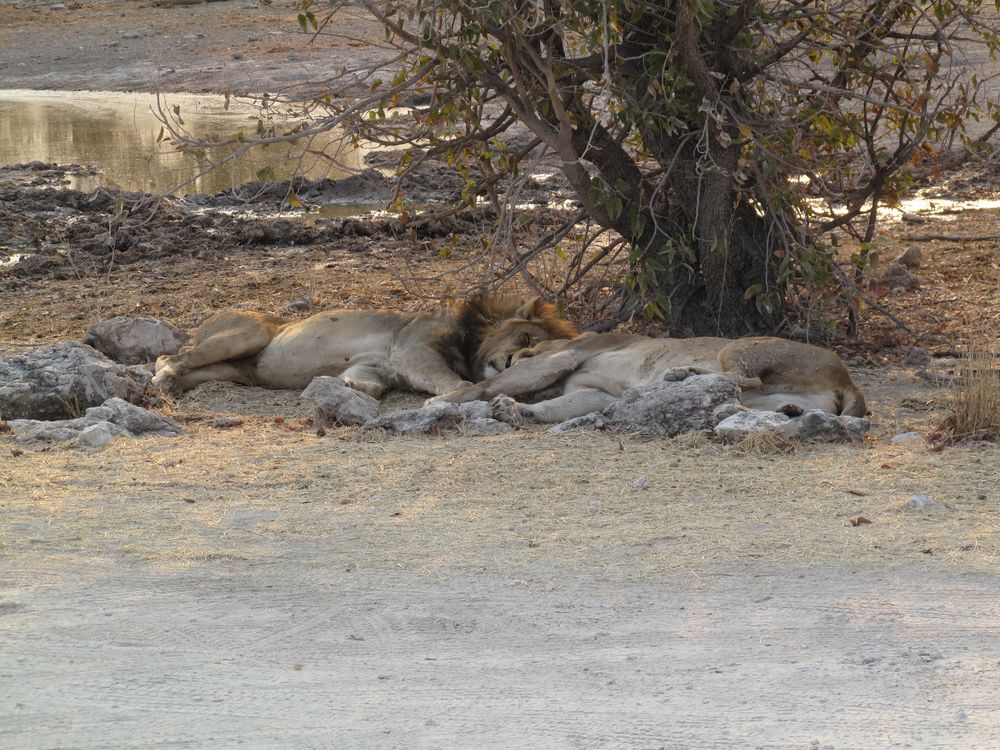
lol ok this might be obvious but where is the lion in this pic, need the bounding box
[150,295,578,398]
[430,331,868,423]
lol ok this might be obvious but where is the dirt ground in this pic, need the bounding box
[2,2,1000,748]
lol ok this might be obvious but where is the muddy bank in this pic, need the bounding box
[0,162,573,283]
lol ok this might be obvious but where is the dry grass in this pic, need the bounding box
[932,328,1000,446]
[3,415,999,582]
[953,330,1000,439]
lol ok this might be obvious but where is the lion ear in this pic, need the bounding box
[516,297,547,319]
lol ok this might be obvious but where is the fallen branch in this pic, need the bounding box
[902,234,997,242]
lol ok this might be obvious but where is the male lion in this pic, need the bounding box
[151,295,578,397]
[431,332,868,422]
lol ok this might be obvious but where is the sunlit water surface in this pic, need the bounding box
[0,89,364,195]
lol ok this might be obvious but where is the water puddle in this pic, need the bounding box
[0,89,370,197]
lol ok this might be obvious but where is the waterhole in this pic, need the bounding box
[0,89,366,195]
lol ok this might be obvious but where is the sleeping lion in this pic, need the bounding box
[151,295,578,398]
[432,331,868,423]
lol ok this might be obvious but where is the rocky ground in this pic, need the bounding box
[2,2,1000,748]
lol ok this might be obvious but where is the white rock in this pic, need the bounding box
[714,410,791,441]
[76,422,118,448]
[302,376,380,428]
[903,494,945,510]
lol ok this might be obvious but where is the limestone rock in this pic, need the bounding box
[779,410,870,442]
[9,397,181,445]
[714,410,792,441]
[302,376,380,428]
[370,401,462,435]
[880,263,921,291]
[547,412,608,434]
[0,343,151,420]
[458,401,493,421]
[83,316,189,365]
[603,374,741,437]
[903,494,945,510]
[896,246,923,269]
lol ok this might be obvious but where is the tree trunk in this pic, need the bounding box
[660,142,781,336]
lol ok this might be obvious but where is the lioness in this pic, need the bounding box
[151,295,578,397]
[431,332,867,422]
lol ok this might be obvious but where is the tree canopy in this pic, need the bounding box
[283,0,1000,334]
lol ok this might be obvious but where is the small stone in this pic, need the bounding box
[76,422,117,448]
[891,431,922,444]
[714,409,790,441]
[903,494,944,510]
[633,476,651,490]
[302,376,379,428]
[976,490,988,501]
[896,246,923,269]
[901,213,926,224]
[210,416,244,429]
[547,412,607,433]
[905,347,931,366]
[283,297,313,314]
[879,263,920,291]
[121,31,141,40]
[49,3,67,9]
[231,52,244,60]
[457,400,493,421]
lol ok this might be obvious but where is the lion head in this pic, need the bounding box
[451,295,578,380]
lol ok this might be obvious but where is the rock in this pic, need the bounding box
[93,398,183,436]
[901,213,926,224]
[369,402,462,435]
[458,400,493,421]
[779,410,870,442]
[302,376,380,428]
[0,343,150,420]
[879,263,920,291]
[283,297,313,314]
[83,316,189,365]
[896,246,923,269]
[714,410,791,441]
[210,416,244,429]
[903,494,945,510]
[231,52,244,60]
[711,402,747,426]
[460,418,512,436]
[905,347,931,366]
[548,412,608,433]
[891,431,922,444]
[633,476,651,490]
[603,374,741,437]
[77,422,118,448]
[9,398,181,445]
[49,3,67,9]
[121,31,141,39]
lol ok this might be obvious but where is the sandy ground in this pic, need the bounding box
[2,2,1000,748]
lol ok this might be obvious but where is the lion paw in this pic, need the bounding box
[150,370,179,395]
[490,395,525,427]
[661,366,704,382]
